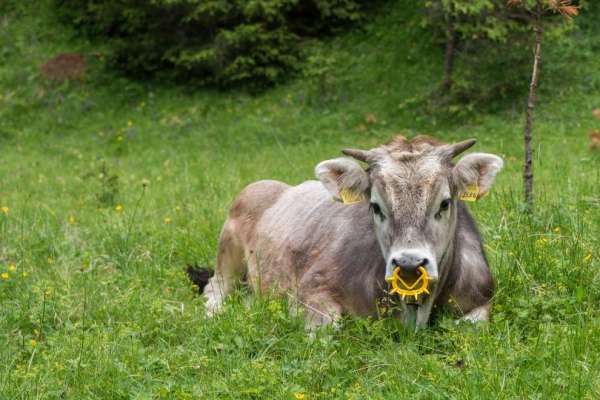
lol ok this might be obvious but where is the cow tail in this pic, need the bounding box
[186,264,213,293]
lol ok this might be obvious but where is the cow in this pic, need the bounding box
[188,135,504,330]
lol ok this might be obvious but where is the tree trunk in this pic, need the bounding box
[523,0,543,210]
[442,16,457,93]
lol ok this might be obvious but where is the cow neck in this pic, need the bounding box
[435,234,455,297]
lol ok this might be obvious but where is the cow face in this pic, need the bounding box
[316,136,503,287]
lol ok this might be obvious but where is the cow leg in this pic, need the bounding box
[450,258,493,324]
[203,219,245,317]
[302,293,342,332]
[462,303,491,323]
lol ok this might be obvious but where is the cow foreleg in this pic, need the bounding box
[302,294,342,332]
[461,303,490,323]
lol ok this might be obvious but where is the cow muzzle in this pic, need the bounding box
[387,249,439,282]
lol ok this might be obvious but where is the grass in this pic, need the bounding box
[1,1,600,398]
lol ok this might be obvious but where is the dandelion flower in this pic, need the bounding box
[68,215,76,225]
[553,227,560,233]
[47,256,54,265]
[164,217,172,224]
[127,120,133,127]
[1,206,8,214]
[116,135,124,142]
[22,272,29,278]
[8,263,16,272]
[1,272,8,280]
[294,393,305,400]
[30,339,37,348]
[115,204,124,213]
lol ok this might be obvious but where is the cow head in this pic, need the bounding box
[315,136,503,289]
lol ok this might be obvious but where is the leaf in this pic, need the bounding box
[558,5,579,19]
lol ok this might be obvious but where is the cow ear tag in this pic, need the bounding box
[460,183,480,202]
[386,266,431,301]
[339,188,365,205]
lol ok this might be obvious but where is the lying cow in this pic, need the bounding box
[188,136,503,330]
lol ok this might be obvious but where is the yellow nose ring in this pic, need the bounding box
[385,266,431,301]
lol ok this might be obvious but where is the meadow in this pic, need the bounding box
[1,1,600,399]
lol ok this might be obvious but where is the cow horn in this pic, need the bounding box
[444,138,477,158]
[342,148,372,163]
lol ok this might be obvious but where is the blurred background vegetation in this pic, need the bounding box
[1,1,600,397]
[46,0,595,102]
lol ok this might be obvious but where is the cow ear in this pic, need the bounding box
[315,157,370,203]
[453,153,503,199]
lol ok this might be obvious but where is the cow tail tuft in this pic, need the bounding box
[186,264,213,293]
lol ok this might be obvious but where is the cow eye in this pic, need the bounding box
[435,199,451,220]
[370,202,384,220]
[439,199,451,212]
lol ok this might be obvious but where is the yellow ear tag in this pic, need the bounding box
[339,188,365,205]
[460,184,480,202]
[385,266,431,301]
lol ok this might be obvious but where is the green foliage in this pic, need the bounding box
[54,0,370,87]
[422,0,580,112]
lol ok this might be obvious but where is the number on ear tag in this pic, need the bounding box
[339,188,365,204]
[460,184,480,202]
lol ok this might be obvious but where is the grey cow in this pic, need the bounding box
[189,136,503,330]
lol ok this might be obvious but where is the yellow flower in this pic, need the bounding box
[127,120,133,127]
[553,227,560,233]
[1,206,8,214]
[294,393,305,400]
[116,135,124,142]
[164,217,172,224]
[1,272,8,280]
[115,204,124,213]
[8,263,16,272]
[584,253,592,263]
[47,256,54,265]
[30,339,37,348]
[22,272,29,278]
[535,238,549,247]
[68,215,76,225]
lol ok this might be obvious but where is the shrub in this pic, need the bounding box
[55,0,370,87]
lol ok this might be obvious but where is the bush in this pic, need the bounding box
[55,0,370,87]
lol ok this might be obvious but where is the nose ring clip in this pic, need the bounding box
[385,266,431,301]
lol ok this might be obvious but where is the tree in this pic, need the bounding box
[508,0,579,209]
[424,0,580,208]
[423,0,533,96]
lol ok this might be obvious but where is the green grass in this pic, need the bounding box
[1,1,600,399]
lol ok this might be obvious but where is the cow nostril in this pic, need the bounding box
[392,254,429,274]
